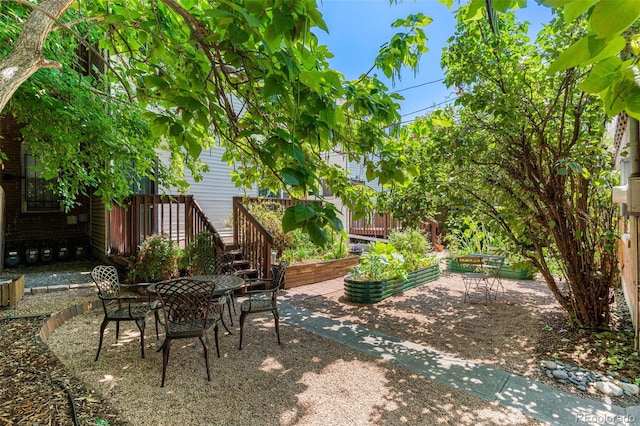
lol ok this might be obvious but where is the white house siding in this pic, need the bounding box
[158,147,258,230]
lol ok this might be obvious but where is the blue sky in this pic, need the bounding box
[314,0,553,124]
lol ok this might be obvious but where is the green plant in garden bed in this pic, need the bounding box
[348,229,437,282]
[247,201,348,264]
[181,231,216,275]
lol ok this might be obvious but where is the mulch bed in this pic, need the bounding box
[0,316,129,424]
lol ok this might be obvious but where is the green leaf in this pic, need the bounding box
[228,24,250,44]
[548,35,625,74]
[579,56,622,94]
[564,0,598,22]
[282,208,300,232]
[307,5,329,32]
[541,0,573,7]
[464,0,486,21]
[245,0,264,14]
[294,204,316,222]
[263,75,285,97]
[437,0,454,7]
[306,222,328,247]
[590,0,640,38]
[299,71,322,94]
[281,168,301,185]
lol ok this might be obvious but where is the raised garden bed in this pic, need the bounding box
[0,274,25,308]
[445,257,535,280]
[285,256,359,288]
[344,264,441,304]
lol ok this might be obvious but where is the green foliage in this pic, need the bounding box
[349,236,437,282]
[395,9,618,326]
[0,4,181,210]
[541,0,640,119]
[389,228,430,255]
[438,0,640,120]
[1,0,429,242]
[129,234,181,282]
[443,217,504,257]
[181,231,216,275]
[248,200,347,263]
[349,253,407,282]
[247,202,294,255]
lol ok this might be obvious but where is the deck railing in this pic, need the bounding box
[348,208,438,246]
[109,195,224,258]
[232,196,275,279]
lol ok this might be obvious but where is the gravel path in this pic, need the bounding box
[3,259,101,288]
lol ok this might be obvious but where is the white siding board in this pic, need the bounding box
[158,147,258,229]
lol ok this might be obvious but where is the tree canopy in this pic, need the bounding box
[0,0,430,243]
[383,7,618,327]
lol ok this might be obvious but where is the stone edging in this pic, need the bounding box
[27,283,94,296]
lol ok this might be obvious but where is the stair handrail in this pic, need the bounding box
[109,194,225,259]
[232,196,274,279]
[191,198,226,254]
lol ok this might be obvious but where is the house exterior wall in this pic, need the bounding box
[0,115,91,266]
[157,146,258,230]
[613,113,639,341]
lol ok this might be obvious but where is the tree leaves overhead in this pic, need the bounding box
[1,0,430,235]
[539,0,640,118]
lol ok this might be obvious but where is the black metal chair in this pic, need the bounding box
[238,262,287,350]
[154,278,226,387]
[91,265,153,361]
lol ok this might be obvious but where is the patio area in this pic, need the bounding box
[4,265,638,424]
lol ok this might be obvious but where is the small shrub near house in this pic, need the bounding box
[181,231,216,275]
[129,233,181,282]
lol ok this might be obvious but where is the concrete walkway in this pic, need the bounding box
[279,280,640,426]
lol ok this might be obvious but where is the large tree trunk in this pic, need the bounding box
[0,0,73,113]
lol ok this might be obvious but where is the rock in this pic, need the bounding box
[542,360,557,370]
[618,382,639,395]
[594,381,623,397]
[560,338,571,343]
[621,377,631,383]
[553,369,569,380]
[569,377,584,387]
[577,385,587,392]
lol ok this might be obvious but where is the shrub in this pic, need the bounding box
[248,200,348,263]
[389,228,430,255]
[129,234,181,282]
[182,231,216,275]
[246,202,293,255]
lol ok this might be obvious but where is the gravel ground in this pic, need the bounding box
[4,259,637,424]
[2,260,545,425]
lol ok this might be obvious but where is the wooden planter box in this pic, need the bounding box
[344,264,441,304]
[0,274,25,308]
[445,258,535,280]
[285,256,360,288]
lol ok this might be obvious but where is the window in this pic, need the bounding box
[22,147,60,212]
